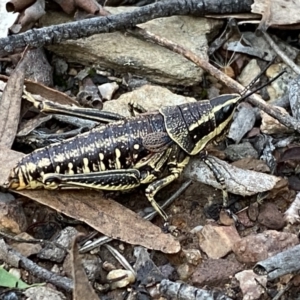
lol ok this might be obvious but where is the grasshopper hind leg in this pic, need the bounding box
[42,169,142,191]
[144,154,190,223]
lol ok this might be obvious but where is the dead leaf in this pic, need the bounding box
[9,0,45,34]
[0,75,78,105]
[0,56,26,148]
[71,235,98,300]
[0,1,18,38]
[17,114,52,137]
[6,0,36,13]
[16,190,180,253]
[184,156,281,197]
[278,147,300,162]
[0,147,23,183]
[54,0,109,16]
[252,0,300,31]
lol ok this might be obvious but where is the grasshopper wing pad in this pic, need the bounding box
[160,101,214,155]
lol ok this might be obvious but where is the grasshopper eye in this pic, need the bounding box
[222,104,234,114]
[214,103,236,127]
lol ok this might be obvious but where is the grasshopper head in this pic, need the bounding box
[210,94,240,136]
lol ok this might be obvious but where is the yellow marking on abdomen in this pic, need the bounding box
[115,148,121,169]
[82,158,90,173]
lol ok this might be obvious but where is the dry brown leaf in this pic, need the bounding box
[0,74,77,105]
[0,148,180,254]
[6,0,36,13]
[54,0,108,16]
[16,190,180,253]
[252,0,300,30]
[9,0,45,34]
[0,58,26,148]
[71,236,98,300]
[0,147,23,182]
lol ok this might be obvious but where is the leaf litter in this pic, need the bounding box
[1,0,300,298]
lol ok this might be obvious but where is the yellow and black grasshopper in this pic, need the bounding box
[5,70,283,222]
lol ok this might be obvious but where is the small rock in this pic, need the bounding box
[182,249,202,266]
[0,193,27,234]
[198,224,241,259]
[258,202,285,230]
[247,202,259,222]
[219,210,235,226]
[225,142,258,161]
[102,261,116,272]
[207,85,220,99]
[260,106,293,134]
[42,9,223,85]
[237,209,255,228]
[1,291,18,300]
[8,268,21,279]
[233,230,299,263]
[266,63,293,100]
[235,270,267,300]
[289,75,300,120]
[284,192,300,224]
[103,84,196,116]
[292,274,300,286]
[107,269,135,290]
[10,232,42,257]
[24,48,53,87]
[38,227,78,263]
[190,225,204,234]
[177,263,193,281]
[159,264,176,279]
[246,127,260,138]
[51,264,60,274]
[63,252,101,281]
[82,257,102,281]
[238,59,261,87]
[68,68,77,76]
[52,56,68,75]
[98,82,119,101]
[228,104,256,144]
[24,286,66,300]
[192,258,244,286]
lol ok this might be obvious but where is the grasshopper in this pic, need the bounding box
[6,70,283,222]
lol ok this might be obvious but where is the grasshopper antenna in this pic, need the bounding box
[240,56,277,98]
[239,69,286,102]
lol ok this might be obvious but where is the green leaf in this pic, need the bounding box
[0,266,44,289]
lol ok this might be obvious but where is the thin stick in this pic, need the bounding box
[0,239,73,292]
[131,27,300,133]
[0,0,253,57]
[262,31,300,75]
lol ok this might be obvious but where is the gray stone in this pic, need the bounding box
[40,8,223,85]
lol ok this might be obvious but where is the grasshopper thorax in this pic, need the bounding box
[160,94,241,156]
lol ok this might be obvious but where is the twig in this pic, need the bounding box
[131,27,300,133]
[272,280,293,300]
[0,239,73,292]
[0,0,254,57]
[262,31,300,75]
[254,244,300,280]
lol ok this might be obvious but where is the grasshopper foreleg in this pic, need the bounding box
[145,153,190,222]
[200,152,229,208]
